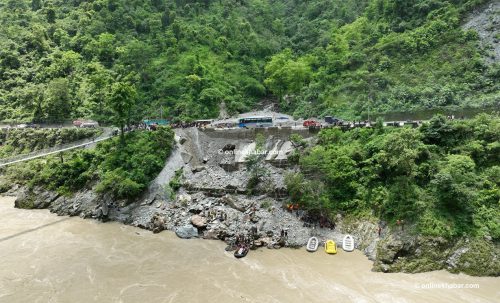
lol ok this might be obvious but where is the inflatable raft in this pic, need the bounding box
[324,240,337,254]
[234,246,249,258]
[306,237,319,252]
[342,234,355,252]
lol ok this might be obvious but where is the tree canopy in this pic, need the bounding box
[0,0,497,123]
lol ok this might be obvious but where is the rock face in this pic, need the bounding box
[175,225,199,239]
[463,1,500,64]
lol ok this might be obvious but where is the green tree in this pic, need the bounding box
[107,82,137,142]
[43,78,71,123]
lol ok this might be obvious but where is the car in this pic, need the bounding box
[80,121,99,128]
[325,116,341,124]
[26,123,40,128]
[16,124,28,128]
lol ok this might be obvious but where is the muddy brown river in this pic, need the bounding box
[0,196,498,302]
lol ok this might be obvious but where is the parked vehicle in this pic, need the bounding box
[303,120,321,127]
[238,116,273,128]
[80,121,99,128]
[73,119,99,128]
[26,123,40,128]
[325,116,341,124]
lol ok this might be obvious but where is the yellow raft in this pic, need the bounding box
[324,240,337,254]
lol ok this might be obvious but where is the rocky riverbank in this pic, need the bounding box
[4,127,499,276]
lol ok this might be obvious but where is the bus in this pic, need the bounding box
[143,119,169,126]
[238,116,273,128]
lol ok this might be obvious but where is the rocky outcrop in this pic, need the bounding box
[372,230,500,276]
[463,1,500,64]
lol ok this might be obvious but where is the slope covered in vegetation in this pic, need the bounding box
[0,0,497,122]
[286,114,499,241]
[0,127,101,158]
[2,127,174,200]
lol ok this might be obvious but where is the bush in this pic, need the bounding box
[290,114,500,239]
[6,128,175,202]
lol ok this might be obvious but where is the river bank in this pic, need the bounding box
[4,125,499,277]
[8,179,500,277]
[0,196,498,303]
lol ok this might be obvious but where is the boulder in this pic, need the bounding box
[150,213,167,234]
[377,235,404,263]
[175,225,199,239]
[191,215,207,228]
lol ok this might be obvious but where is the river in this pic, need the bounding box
[0,196,498,303]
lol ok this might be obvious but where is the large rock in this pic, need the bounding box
[377,235,404,263]
[150,213,167,234]
[191,215,207,228]
[15,187,59,209]
[175,225,199,239]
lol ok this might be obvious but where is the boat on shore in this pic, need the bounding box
[324,240,337,254]
[234,245,249,258]
[343,235,355,252]
[306,237,319,252]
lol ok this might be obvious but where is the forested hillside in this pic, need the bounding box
[0,0,498,123]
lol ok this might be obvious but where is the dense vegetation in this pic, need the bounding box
[0,127,101,158]
[0,0,497,123]
[2,127,174,200]
[286,114,500,240]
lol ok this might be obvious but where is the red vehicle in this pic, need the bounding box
[303,120,321,127]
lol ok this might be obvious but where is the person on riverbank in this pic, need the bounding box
[396,219,404,231]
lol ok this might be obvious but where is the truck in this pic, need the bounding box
[303,120,321,128]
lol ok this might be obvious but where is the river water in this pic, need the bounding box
[0,196,498,303]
